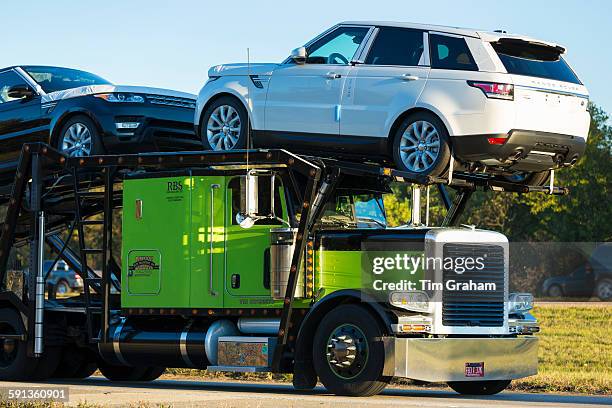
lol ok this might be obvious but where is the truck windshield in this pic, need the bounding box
[318,193,387,229]
[22,66,111,93]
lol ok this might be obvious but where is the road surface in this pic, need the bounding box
[0,377,610,407]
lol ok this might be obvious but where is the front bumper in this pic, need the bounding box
[90,99,200,153]
[387,336,538,382]
[453,130,586,172]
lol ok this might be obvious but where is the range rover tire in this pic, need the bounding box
[392,112,451,178]
[0,308,37,380]
[57,115,104,157]
[312,304,391,397]
[201,96,249,151]
[447,380,511,395]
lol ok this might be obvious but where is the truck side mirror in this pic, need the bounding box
[237,173,259,228]
[236,172,279,228]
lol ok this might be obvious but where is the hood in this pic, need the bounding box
[41,85,196,103]
[208,63,278,77]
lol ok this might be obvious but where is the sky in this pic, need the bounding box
[2,0,611,115]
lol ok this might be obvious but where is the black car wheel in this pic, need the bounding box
[57,115,103,157]
[313,304,391,397]
[201,96,249,151]
[392,112,451,177]
[448,380,511,395]
[547,284,563,298]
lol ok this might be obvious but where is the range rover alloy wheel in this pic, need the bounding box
[201,96,248,151]
[393,112,451,177]
[58,115,103,157]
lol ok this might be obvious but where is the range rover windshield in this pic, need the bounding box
[23,66,111,93]
[318,193,387,229]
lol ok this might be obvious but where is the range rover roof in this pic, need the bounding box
[340,21,564,51]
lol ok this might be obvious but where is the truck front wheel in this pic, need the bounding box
[312,304,391,397]
[447,380,511,395]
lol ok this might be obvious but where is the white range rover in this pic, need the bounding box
[195,21,590,184]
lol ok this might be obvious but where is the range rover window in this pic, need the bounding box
[306,26,370,65]
[22,66,111,93]
[0,71,28,104]
[365,27,424,66]
[492,41,582,84]
[430,34,478,71]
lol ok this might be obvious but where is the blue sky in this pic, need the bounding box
[3,0,611,115]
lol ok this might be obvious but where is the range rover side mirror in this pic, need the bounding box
[290,47,307,64]
[7,84,35,100]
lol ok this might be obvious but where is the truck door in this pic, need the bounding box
[223,176,286,305]
[190,175,226,308]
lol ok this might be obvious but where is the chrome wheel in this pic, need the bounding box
[326,324,368,379]
[61,123,92,157]
[399,120,440,172]
[207,105,242,150]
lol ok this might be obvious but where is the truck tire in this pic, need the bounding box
[312,304,391,397]
[447,380,511,395]
[53,347,96,379]
[98,361,164,382]
[98,361,150,381]
[139,366,166,381]
[0,308,37,380]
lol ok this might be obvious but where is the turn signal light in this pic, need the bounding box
[468,81,514,100]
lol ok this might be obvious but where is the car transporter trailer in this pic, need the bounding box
[0,143,560,396]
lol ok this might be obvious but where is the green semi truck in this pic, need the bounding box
[0,144,547,396]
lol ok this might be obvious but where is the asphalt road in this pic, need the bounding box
[0,377,610,408]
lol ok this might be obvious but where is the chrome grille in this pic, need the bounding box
[442,243,505,327]
[147,95,196,109]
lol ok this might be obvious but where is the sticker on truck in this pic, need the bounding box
[465,362,485,377]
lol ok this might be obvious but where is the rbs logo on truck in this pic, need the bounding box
[167,181,183,193]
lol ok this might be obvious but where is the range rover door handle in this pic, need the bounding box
[326,72,341,79]
[400,74,419,81]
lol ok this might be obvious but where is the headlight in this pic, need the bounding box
[389,291,430,313]
[94,93,145,103]
[508,293,534,314]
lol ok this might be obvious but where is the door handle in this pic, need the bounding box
[326,72,341,79]
[400,74,419,81]
[209,183,220,296]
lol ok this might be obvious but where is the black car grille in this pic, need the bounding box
[147,95,196,109]
[442,243,505,327]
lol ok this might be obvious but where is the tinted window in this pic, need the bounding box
[365,27,424,66]
[306,26,369,65]
[492,42,581,84]
[23,66,111,93]
[430,34,478,71]
[0,70,28,104]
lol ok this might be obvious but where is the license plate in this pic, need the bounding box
[465,362,485,377]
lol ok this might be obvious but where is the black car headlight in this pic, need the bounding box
[94,93,145,103]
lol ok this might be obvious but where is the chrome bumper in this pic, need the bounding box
[389,336,538,382]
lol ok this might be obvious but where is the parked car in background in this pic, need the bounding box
[542,243,612,300]
[0,66,198,185]
[196,21,590,184]
[44,260,83,296]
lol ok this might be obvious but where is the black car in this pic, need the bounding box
[0,66,199,183]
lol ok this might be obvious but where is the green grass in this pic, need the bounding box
[511,304,612,394]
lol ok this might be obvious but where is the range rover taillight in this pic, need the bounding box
[468,81,514,100]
